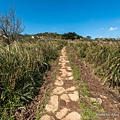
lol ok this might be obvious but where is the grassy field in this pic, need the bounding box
[66,40,120,119]
[0,39,67,119]
[67,40,120,91]
[0,38,119,119]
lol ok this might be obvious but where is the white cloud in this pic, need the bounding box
[109,27,118,31]
[99,36,103,38]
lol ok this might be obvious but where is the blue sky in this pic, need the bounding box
[0,0,120,38]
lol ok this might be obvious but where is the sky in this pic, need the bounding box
[0,0,120,38]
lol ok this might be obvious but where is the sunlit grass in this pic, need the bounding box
[67,41,120,90]
[0,40,67,119]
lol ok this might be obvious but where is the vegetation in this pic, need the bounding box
[62,32,83,40]
[67,50,101,120]
[0,40,67,120]
[0,33,119,119]
[67,41,120,91]
[0,7,24,44]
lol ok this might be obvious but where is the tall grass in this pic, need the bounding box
[0,40,66,119]
[67,41,120,91]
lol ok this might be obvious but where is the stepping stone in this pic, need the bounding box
[52,87,65,95]
[67,72,73,76]
[45,95,58,113]
[63,111,82,120]
[60,69,67,73]
[68,76,74,80]
[55,80,64,86]
[56,108,69,119]
[56,76,61,80]
[67,67,72,71]
[40,115,55,120]
[66,86,76,92]
[68,91,79,101]
[60,94,70,102]
[61,73,67,77]
[65,60,69,63]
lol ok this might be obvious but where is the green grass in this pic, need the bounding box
[0,40,66,120]
[67,41,120,91]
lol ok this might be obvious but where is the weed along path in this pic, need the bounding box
[40,47,82,120]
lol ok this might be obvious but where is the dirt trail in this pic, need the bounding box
[40,47,81,120]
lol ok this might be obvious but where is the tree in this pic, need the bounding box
[0,7,24,44]
[62,32,82,40]
[86,36,91,39]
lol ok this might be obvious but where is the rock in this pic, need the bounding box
[55,80,64,86]
[61,72,67,77]
[56,108,69,119]
[68,76,74,80]
[60,94,70,102]
[60,69,67,73]
[96,98,102,105]
[40,114,55,120]
[56,76,61,80]
[100,95,107,99]
[66,86,76,92]
[68,91,79,101]
[67,72,73,76]
[67,67,72,71]
[64,111,82,120]
[65,60,69,63]
[45,95,58,113]
[52,87,65,95]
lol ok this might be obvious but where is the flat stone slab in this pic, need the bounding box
[40,114,55,120]
[56,76,62,80]
[61,73,67,77]
[68,76,74,80]
[68,91,79,101]
[63,111,82,120]
[67,67,72,71]
[56,108,69,119]
[59,69,67,72]
[66,86,76,92]
[55,80,64,86]
[45,95,58,113]
[52,87,65,95]
[67,72,73,76]
[60,94,70,102]
[65,60,69,63]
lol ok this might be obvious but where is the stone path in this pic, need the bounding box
[40,47,81,120]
